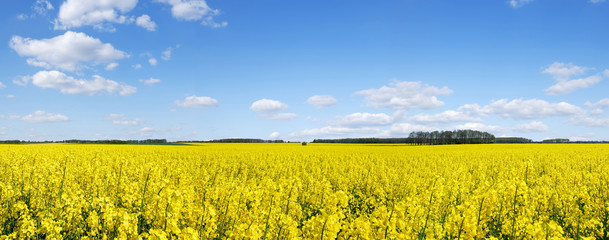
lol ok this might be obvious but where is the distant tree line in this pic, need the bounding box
[0,139,168,144]
[542,138,570,143]
[495,137,533,143]
[184,138,285,143]
[314,130,495,145]
[61,139,168,144]
[407,130,495,145]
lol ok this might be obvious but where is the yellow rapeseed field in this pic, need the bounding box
[0,143,608,239]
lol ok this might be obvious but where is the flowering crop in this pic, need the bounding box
[0,143,608,239]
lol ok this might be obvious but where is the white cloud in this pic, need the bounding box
[306,95,337,108]
[585,98,609,108]
[105,113,144,126]
[454,123,503,133]
[21,110,69,123]
[389,123,439,135]
[590,0,606,3]
[6,95,16,99]
[33,0,54,15]
[249,99,296,120]
[545,75,602,95]
[162,45,180,60]
[140,78,161,86]
[331,112,393,127]
[409,110,480,125]
[542,62,587,81]
[570,116,609,127]
[175,96,218,108]
[590,108,604,115]
[508,0,534,8]
[105,62,119,71]
[289,126,380,137]
[484,98,583,119]
[354,81,452,110]
[54,0,138,31]
[136,14,157,31]
[156,0,227,27]
[250,99,288,113]
[201,16,228,28]
[13,76,31,87]
[9,31,128,71]
[0,82,5,89]
[269,132,280,139]
[132,64,142,69]
[148,58,158,66]
[30,70,136,96]
[512,121,548,133]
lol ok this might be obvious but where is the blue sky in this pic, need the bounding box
[1,0,608,142]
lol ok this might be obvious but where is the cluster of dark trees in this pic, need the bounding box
[314,130,495,145]
[542,138,570,143]
[185,138,285,143]
[407,130,495,145]
[495,137,533,143]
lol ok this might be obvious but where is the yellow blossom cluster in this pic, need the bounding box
[0,143,608,239]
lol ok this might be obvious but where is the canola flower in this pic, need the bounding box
[0,143,608,239]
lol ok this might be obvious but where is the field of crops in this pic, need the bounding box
[0,143,608,239]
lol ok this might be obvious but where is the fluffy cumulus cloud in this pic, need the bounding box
[140,78,161,86]
[21,110,69,123]
[543,62,588,81]
[136,14,157,31]
[331,113,393,127]
[9,31,128,71]
[512,121,549,132]
[156,0,227,27]
[306,95,337,108]
[54,0,138,31]
[354,81,452,110]
[250,99,296,120]
[454,123,503,133]
[484,98,583,119]
[104,113,144,126]
[542,62,603,95]
[250,99,288,113]
[30,70,136,96]
[545,75,602,95]
[175,96,218,108]
[409,110,480,125]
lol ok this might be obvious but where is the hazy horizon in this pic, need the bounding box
[1,0,608,142]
